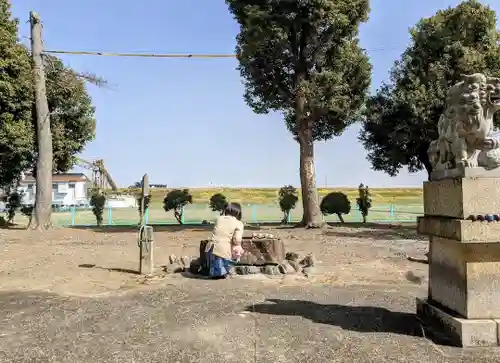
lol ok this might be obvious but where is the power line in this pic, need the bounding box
[44,50,237,58]
[43,46,400,58]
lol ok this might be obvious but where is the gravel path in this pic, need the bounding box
[1,279,499,363]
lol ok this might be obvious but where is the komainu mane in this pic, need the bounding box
[428,73,500,171]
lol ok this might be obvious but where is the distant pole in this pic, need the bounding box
[28,11,53,230]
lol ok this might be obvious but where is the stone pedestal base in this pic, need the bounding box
[416,298,500,347]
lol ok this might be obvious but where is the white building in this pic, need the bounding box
[19,173,90,207]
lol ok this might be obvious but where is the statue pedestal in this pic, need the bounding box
[417,173,500,346]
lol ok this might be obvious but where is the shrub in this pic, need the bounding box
[137,193,151,224]
[163,189,192,224]
[278,185,298,224]
[356,183,372,223]
[320,192,351,223]
[89,189,106,226]
[209,193,228,215]
[4,191,23,224]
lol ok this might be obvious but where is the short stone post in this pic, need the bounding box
[139,225,154,275]
[417,167,500,347]
[138,173,154,275]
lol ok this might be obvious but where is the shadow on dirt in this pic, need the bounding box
[247,298,452,346]
[68,223,264,233]
[324,222,421,241]
[78,264,140,274]
[69,224,214,233]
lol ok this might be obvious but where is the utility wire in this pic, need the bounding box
[44,50,237,58]
[43,47,400,58]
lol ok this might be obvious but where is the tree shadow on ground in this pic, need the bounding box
[69,223,264,233]
[324,222,422,241]
[69,224,214,233]
[78,264,140,274]
[247,298,450,345]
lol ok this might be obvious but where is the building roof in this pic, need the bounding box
[21,173,89,183]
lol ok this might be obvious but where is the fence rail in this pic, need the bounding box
[33,203,424,227]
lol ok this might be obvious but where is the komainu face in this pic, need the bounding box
[456,73,487,118]
[487,76,500,111]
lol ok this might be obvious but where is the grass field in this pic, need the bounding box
[6,187,423,227]
[121,187,424,208]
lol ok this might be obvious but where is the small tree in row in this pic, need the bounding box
[356,183,372,223]
[3,190,24,224]
[89,188,106,227]
[163,189,192,224]
[278,185,298,224]
[320,193,351,224]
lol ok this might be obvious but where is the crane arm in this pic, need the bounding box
[94,159,118,191]
[103,169,118,191]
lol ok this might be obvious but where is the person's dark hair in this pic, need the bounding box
[224,202,242,221]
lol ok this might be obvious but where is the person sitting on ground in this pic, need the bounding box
[204,202,244,279]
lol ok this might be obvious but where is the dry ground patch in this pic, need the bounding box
[0,223,428,297]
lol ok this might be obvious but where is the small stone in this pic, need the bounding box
[468,215,477,221]
[302,266,315,277]
[285,252,299,262]
[287,260,301,272]
[477,215,485,221]
[189,259,202,274]
[235,266,250,275]
[246,266,261,274]
[180,256,191,267]
[300,253,315,267]
[164,263,184,274]
[261,265,279,275]
[495,215,500,221]
[279,261,296,274]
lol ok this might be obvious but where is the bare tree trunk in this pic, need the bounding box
[298,128,323,228]
[418,142,433,181]
[28,12,53,230]
[174,209,183,224]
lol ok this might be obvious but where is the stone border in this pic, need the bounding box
[430,166,500,181]
[416,298,500,347]
[417,216,500,243]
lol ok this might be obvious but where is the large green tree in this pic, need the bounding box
[0,0,34,187]
[0,1,96,188]
[360,0,500,180]
[226,0,371,227]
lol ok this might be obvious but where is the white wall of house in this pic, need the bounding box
[19,180,88,206]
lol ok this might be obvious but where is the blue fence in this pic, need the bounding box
[40,203,424,227]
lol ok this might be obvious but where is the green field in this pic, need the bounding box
[8,187,422,227]
[121,187,424,208]
[7,187,424,227]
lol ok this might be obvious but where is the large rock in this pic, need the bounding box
[197,237,286,267]
[239,237,285,265]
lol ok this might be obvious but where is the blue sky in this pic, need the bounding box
[10,0,500,188]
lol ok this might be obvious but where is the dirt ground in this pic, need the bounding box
[0,223,429,297]
[4,224,500,362]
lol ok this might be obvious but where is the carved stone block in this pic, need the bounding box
[423,178,500,219]
[239,238,285,265]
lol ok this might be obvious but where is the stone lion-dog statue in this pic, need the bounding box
[428,73,500,171]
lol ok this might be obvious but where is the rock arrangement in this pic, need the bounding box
[232,252,315,276]
[163,255,193,274]
[162,235,316,277]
